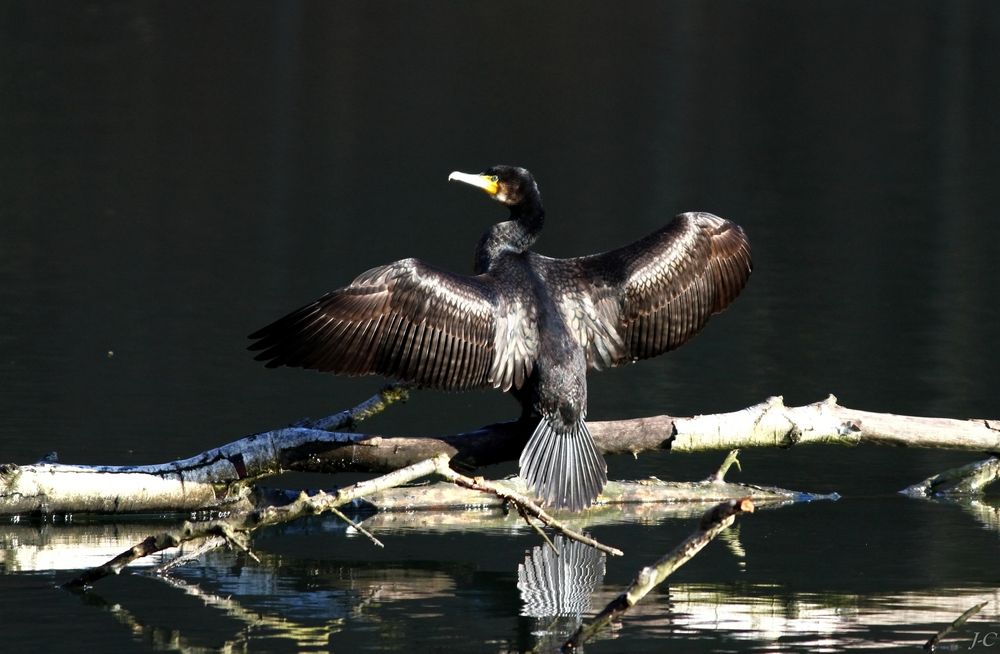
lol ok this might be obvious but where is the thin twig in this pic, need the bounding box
[517,505,559,555]
[151,535,227,575]
[432,458,622,557]
[330,506,384,548]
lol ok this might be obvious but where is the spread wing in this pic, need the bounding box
[248,258,538,391]
[557,212,752,369]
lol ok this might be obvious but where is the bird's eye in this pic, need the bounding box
[490,175,499,183]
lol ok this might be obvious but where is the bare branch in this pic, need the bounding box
[6,394,999,517]
[364,476,823,511]
[517,505,559,555]
[294,382,412,431]
[329,506,384,548]
[151,535,227,574]
[563,498,756,651]
[924,600,989,651]
[62,456,443,588]
[432,459,624,557]
[709,449,741,482]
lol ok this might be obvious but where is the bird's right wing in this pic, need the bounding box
[560,212,752,369]
[248,258,538,391]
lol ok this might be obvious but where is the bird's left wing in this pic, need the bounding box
[556,212,752,369]
[249,257,536,391]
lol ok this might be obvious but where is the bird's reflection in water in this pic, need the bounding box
[517,535,606,646]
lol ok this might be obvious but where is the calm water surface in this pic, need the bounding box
[2,2,999,652]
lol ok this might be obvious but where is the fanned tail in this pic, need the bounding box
[518,417,608,511]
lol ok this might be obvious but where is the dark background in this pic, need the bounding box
[1,2,998,652]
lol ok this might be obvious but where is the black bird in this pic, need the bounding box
[248,166,752,511]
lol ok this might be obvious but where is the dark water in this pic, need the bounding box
[2,1,999,652]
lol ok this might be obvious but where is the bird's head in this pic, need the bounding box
[448,165,539,208]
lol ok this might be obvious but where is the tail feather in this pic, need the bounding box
[519,417,608,511]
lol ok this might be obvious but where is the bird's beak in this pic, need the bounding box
[448,171,499,196]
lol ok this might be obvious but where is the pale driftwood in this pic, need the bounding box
[563,498,756,651]
[4,393,998,516]
[0,494,800,575]
[363,476,829,511]
[654,395,1000,453]
[0,384,414,516]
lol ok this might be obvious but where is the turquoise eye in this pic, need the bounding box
[490,176,499,183]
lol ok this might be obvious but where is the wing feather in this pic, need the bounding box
[556,212,752,368]
[249,258,537,390]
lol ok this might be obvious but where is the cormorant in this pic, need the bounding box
[248,166,752,511]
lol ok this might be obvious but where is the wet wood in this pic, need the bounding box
[901,456,1000,497]
[62,454,622,588]
[563,498,755,651]
[923,600,989,651]
[362,476,828,511]
[62,456,442,588]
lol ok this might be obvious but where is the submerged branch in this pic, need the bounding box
[563,497,756,651]
[61,453,625,589]
[362,475,829,511]
[924,600,989,651]
[62,456,442,589]
[901,456,1000,497]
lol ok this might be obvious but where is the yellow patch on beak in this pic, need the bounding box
[448,171,499,196]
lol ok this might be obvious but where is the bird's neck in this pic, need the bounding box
[474,200,545,274]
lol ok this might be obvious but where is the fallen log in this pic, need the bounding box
[2,391,997,516]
